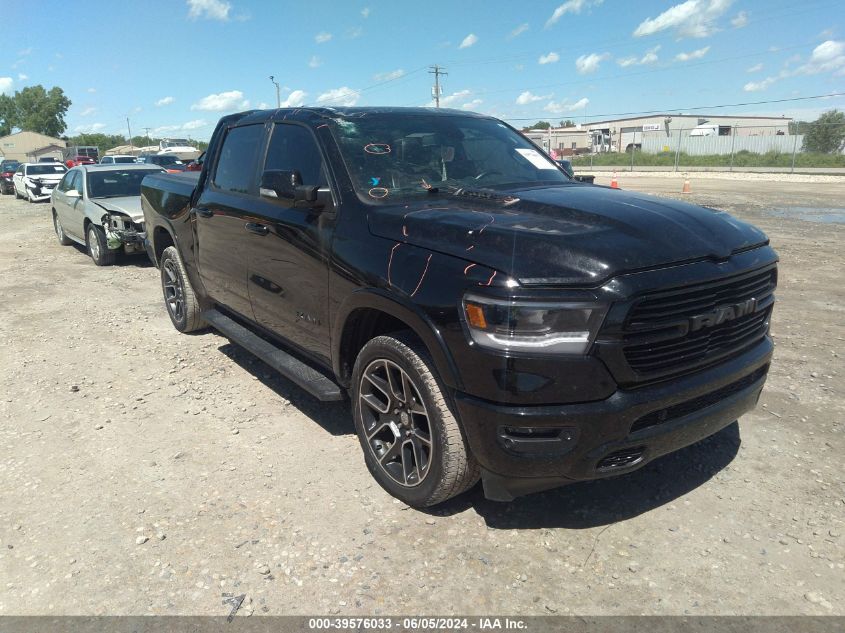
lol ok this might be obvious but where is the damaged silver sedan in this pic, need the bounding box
[50,164,165,266]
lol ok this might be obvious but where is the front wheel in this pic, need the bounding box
[352,334,480,507]
[86,224,116,266]
[160,246,206,333]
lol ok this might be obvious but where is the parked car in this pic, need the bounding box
[555,159,595,184]
[184,151,205,172]
[142,107,777,507]
[13,162,68,202]
[100,155,140,165]
[38,156,62,163]
[0,159,21,194]
[51,164,165,265]
[66,156,97,168]
[137,154,186,172]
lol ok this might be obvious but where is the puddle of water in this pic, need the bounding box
[765,207,845,224]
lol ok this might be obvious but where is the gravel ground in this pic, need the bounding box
[0,177,842,616]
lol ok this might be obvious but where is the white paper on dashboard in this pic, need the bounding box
[515,148,557,169]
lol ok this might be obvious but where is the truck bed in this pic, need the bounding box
[141,171,199,220]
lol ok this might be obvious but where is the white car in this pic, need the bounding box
[13,162,68,202]
[50,164,164,265]
[100,155,139,164]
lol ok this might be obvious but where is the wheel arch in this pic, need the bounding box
[333,289,462,392]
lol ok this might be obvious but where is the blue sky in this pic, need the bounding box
[2,0,843,140]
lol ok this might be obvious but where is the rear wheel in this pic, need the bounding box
[352,334,480,507]
[160,246,205,332]
[86,224,116,266]
[53,210,72,246]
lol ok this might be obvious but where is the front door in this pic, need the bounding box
[195,123,265,319]
[246,122,334,362]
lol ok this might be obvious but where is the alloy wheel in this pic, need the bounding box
[88,227,100,261]
[358,358,433,487]
[162,258,185,323]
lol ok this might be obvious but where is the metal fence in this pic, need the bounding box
[640,134,804,156]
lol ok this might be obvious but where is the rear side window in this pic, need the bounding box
[264,124,325,186]
[213,124,264,195]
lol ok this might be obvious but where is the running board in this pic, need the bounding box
[203,309,344,401]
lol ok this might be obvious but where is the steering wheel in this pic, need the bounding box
[474,170,502,181]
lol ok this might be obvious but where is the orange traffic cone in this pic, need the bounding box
[610,171,619,189]
[681,176,691,194]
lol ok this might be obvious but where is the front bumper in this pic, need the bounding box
[455,336,772,500]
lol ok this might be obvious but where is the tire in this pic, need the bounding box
[53,210,72,246]
[352,334,480,507]
[86,224,116,266]
[14,187,21,199]
[160,245,206,333]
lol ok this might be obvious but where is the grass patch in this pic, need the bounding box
[569,151,845,168]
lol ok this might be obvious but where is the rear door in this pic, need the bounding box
[246,122,335,361]
[194,123,266,319]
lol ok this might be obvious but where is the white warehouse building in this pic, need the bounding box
[525,113,793,156]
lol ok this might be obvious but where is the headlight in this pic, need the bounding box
[462,293,607,354]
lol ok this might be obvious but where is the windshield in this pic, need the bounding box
[87,169,162,198]
[155,155,182,165]
[1,161,19,171]
[114,156,138,163]
[28,165,67,175]
[330,113,570,202]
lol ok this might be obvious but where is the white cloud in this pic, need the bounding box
[617,45,661,67]
[508,23,529,39]
[186,0,231,21]
[459,33,478,49]
[546,0,604,28]
[462,99,483,110]
[543,97,590,114]
[315,31,332,44]
[80,107,97,117]
[17,73,28,81]
[539,52,560,65]
[309,56,322,68]
[731,11,748,28]
[191,90,249,111]
[347,26,363,39]
[156,96,175,106]
[796,40,845,75]
[280,89,308,107]
[575,52,609,74]
[516,91,550,105]
[432,90,472,108]
[675,46,711,62]
[0,77,13,95]
[634,0,733,39]
[747,63,763,73]
[258,102,269,109]
[87,87,96,93]
[182,119,207,130]
[743,77,777,92]
[361,7,370,18]
[316,87,359,107]
[373,69,405,82]
[17,48,32,57]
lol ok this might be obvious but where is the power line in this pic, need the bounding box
[501,92,845,122]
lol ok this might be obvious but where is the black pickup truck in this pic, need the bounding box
[141,107,777,507]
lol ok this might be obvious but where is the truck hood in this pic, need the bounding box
[367,184,769,286]
[91,197,144,224]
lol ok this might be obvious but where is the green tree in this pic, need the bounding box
[559,119,576,128]
[802,110,845,154]
[6,85,72,137]
[0,94,16,136]
[527,121,551,130]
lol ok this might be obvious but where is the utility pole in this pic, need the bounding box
[429,65,447,108]
[126,117,133,148]
[143,127,151,142]
[269,75,281,108]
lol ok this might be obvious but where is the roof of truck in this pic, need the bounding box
[231,106,491,128]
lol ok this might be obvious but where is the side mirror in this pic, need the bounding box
[260,170,321,207]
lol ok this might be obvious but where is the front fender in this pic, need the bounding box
[332,288,463,391]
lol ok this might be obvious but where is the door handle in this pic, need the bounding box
[245,222,270,236]
[195,207,213,218]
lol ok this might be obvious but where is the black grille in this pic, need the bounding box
[623,267,776,377]
[630,364,769,433]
